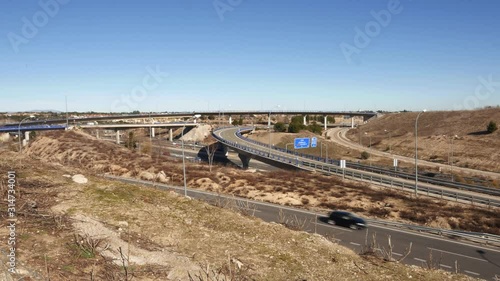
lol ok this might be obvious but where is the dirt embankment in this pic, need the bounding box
[0,147,479,280]
[347,109,500,173]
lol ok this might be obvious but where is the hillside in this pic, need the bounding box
[0,147,479,280]
[346,108,500,173]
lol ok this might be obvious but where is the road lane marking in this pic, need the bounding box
[427,247,487,262]
[392,252,403,257]
[350,242,361,246]
[414,258,426,263]
[464,270,480,276]
[313,222,353,232]
[439,264,452,269]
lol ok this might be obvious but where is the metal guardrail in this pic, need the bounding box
[212,127,500,208]
[104,174,500,246]
[222,127,500,196]
[366,219,500,246]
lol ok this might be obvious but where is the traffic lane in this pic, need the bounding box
[109,176,499,279]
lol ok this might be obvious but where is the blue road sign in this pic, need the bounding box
[294,137,310,149]
[311,137,317,148]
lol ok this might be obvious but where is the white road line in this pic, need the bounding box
[439,264,452,269]
[464,270,480,276]
[414,258,427,263]
[313,222,353,232]
[350,242,361,246]
[427,247,487,262]
[392,252,403,257]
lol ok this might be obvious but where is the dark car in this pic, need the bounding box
[327,211,367,230]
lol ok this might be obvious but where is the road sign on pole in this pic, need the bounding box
[311,137,317,148]
[294,138,310,149]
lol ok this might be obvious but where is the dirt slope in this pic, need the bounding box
[347,108,500,173]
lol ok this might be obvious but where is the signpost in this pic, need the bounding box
[294,137,310,149]
[393,158,398,171]
[340,160,346,179]
[311,137,317,148]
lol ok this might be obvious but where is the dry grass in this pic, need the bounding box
[0,150,479,281]
[346,108,500,173]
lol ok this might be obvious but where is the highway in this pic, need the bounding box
[105,175,500,280]
[213,127,500,207]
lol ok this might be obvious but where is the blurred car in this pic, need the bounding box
[327,211,367,230]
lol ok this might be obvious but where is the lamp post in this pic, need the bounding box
[449,135,457,182]
[268,105,280,156]
[321,142,328,163]
[384,129,392,154]
[18,115,35,153]
[364,132,371,149]
[414,110,426,196]
[181,125,187,197]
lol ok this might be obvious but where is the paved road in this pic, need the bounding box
[106,175,500,280]
[214,127,500,207]
[330,128,500,179]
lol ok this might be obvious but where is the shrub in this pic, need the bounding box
[274,122,287,132]
[361,151,370,159]
[487,121,498,134]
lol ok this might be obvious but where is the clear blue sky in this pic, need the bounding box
[1,0,499,112]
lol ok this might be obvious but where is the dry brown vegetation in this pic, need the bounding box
[346,108,500,173]
[0,150,479,280]
[21,130,500,236]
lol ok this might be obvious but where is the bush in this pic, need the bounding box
[361,151,370,159]
[487,121,498,134]
[274,122,287,132]
[306,122,322,134]
[288,122,305,133]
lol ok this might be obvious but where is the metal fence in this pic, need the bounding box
[212,127,500,208]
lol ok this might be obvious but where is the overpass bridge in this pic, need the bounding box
[5,110,377,128]
[213,127,500,208]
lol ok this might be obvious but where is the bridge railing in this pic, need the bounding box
[217,127,500,197]
[212,127,500,208]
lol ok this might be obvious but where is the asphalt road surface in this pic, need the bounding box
[106,175,500,280]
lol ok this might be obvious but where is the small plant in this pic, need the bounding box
[487,121,498,134]
[360,151,370,160]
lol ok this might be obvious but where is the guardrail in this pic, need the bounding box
[105,174,500,246]
[213,127,500,208]
[219,127,500,196]
[366,219,500,246]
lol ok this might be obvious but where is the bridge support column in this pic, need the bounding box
[96,130,100,139]
[324,116,328,130]
[116,130,121,144]
[151,127,155,138]
[238,153,252,169]
[169,129,173,142]
[24,131,30,142]
[351,118,355,128]
[229,116,232,125]
[303,115,307,126]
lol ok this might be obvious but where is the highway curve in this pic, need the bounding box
[330,128,500,180]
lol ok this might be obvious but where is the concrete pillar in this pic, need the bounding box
[268,114,271,128]
[96,130,100,139]
[151,127,155,138]
[303,115,307,126]
[116,130,121,144]
[324,116,328,130]
[238,153,252,169]
[25,131,30,141]
[22,139,27,147]
[169,128,173,142]
[229,116,232,125]
[351,118,355,128]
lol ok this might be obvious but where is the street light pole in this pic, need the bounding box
[321,142,328,163]
[385,129,392,154]
[181,125,187,197]
[18,115,35,153]
[414,110,426,196]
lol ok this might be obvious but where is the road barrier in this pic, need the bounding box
[213,127,500,208]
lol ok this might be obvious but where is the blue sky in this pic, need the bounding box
[1,0,499,112]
